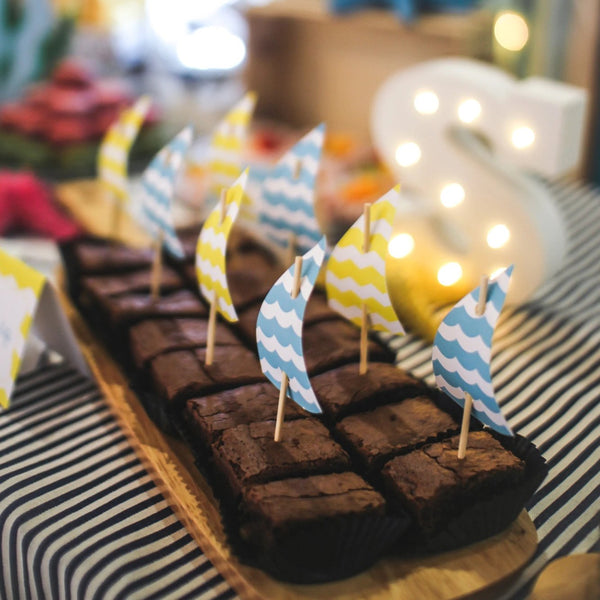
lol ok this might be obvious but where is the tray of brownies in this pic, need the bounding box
[56,97,547,599]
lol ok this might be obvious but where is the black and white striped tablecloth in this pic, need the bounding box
[1,180,599,599]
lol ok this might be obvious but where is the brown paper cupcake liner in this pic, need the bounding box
[228,508,410,584]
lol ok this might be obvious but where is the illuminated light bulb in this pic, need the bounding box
[440,183,465,208]
[414,90,439,115]
[458,99,482,124]
[487,224,511,249]
[511,126,535,149]
[395,142,421,167]
[494,11,529,52]
[389,233,415,258]
[177,26,247,71]
[438,262,463,286]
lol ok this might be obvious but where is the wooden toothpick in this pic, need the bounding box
[205,189,228,366]
[150,231,164,301]
[457,274,489,459]
[205,289,217,366]
[359,202,372,375]
[274,255,303,442]
[457,393,473,460]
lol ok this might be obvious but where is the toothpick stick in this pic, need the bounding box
[458,274,489,458]
[476,275,489,317]
[274,256,303,442]
[150,231,164,301]
[359,202,372,374]
[293,157,302,180]
[457,393,473,459]
[205,289,217,366]
[219,187,227,219]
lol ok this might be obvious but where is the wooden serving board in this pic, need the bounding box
[61,292,538,600]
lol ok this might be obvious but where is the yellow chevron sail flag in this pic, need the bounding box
[325,185,405,336]
[196,169,248,322]
[97,95,151,205]
[208,92,256,196]
[208,92,256,222]
[0,250,45,409]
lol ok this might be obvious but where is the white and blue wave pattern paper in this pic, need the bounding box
[258,124,325,255]
[256,237,327,413]
[432,265,514,436]
[139,126,193,258]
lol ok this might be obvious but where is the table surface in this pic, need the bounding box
[1,179,599,599]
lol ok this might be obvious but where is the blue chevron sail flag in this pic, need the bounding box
[256,237,327,413]
[432,265,514,436]
[258,124,325,255]
[138,126,193,258]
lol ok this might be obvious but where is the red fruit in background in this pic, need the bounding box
[46,86,98,115]
[0,171,81,241]
[51,59,93,89]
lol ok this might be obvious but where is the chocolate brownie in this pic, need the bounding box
[240,472,386,544]
[211,419,351,497]
[99,289,207,330]
[381,431,525,537]
[81,266,183,299]
[150,345,264,404]
[129,318,238,368]
[312,362,427,420]
[184,382,305,446]
[70,240,154,274]
[303,319,393,375]
[335,397,460,469]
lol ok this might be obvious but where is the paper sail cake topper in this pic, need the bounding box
[138,125,193,259]
[256,236,327,415]
[432,265,514,437]
[326,185,405,372]
[196,169,248,323]
[98,95,151,206]
[208,91,257,199]
[0,250,88,409]
[258,124,325,258]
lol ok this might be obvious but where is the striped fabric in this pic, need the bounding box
[0,364,236,600]
[0,180,598,599]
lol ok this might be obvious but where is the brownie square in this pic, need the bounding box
[240,472,386,543]
[303,320,393,375]
[129,318,238,368]
[81,266,183,299]
[311,362,427,420]
[381,431,525,537]
[237,472,409,583]
[99,289,207,330]
[335,397,460,469]
[150,345,264,404]
[212,419,351,497]
[67,238,154,274]
[184,382,305,446]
